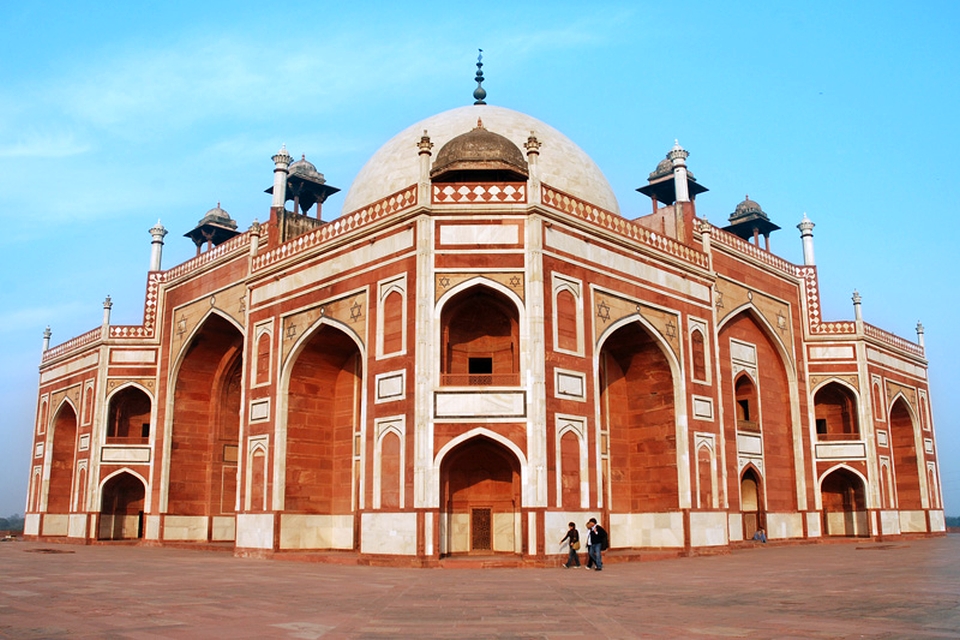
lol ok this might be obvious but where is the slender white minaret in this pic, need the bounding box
[42,326,51,351]
[699,216,712,253]
[149,220,168,271]
[417,130,433,205]
[668,140,690,203]
[916,321,925,349]
[525,131,541,205]
[271,144,293,208]
[798,213,815,266]
[102,296,113,327]
[249,219,261,256]
[852,290,863,332]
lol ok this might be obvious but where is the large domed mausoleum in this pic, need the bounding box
[343,104,619,214]
[24,71,944,564]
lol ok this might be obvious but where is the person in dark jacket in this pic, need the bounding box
[585,517,608,571]
[560,522,581,568]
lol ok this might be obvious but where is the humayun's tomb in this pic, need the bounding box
[24,66,944,564]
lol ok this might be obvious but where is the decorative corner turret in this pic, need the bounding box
[265,152,340,220]
[723,195,781,251]
[797,213,815,266]
[271,144,293,208]
[637,141,708,210]
[184,202,240,256]
[149,220,168,272]
[668,140,691,203]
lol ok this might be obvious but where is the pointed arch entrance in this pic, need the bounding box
[47,402,79,515]
[99,472,146,540]
[169,313,243,518]
[599,321,677,512]
[889,398,922,509]
[284,323,361,517]
[719,309,798,516]
[740,467,764,540]
[440,436,521,555]
[820,467,867,536]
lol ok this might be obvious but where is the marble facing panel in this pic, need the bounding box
[163,516,208,541]
[435,391,525,418]
[766,512,804,539]
[236,514,275,549]
[361,512,418,555]
[689,512,727,547]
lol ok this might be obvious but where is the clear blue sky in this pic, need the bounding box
[1,1,957,517]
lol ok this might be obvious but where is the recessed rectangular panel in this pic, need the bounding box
[101,446,151,463]
[435,391,526,418]
[439,224,519,245]
[815,442,867,459]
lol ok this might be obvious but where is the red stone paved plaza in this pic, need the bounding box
[2,536,959,638]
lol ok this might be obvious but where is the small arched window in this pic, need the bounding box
[814,382,859,441]
[734,374,759,432]
[440,286,519,386]
[107,387,151,441]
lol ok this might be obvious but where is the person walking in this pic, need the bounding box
[585,517,608,571]
[559,522,581,568]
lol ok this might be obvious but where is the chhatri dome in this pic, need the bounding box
[341,104,621,215]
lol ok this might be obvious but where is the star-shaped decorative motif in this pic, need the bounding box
[776,310,787,334]
[665,320,677,340]
[176,316,187,340]
[438,276,451,289]
[508,275,522,288]
[285,323,297,341]
[350,301,363,322]
[238,295,246,314]
[714,286,724,310]
[596,300,611,323]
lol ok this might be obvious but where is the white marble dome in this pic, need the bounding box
[341,104,620,215]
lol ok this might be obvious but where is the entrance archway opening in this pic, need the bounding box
[740,467,763,540]
[600,321,677,513]
[440,436,521,555]
[47,403,78,515]
[285,324,361,516]
[169,313,243,517]
[821,468,867,536]
[99,472,146,540]
[889,398,922,509]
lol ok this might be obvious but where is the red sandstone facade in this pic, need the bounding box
[24,103,944,562]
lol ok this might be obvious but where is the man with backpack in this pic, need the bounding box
[585,517,608,571]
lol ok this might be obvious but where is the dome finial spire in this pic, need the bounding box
[473,49,487,105]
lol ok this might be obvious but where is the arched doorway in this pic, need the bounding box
[285,324,361,517]
[47,402,79,515]
[889,398,922,509]
[821,468,867,536]
[740,467,764,540]
[719,311,796,516]
[99,472,146,540]
[440,437,521,555]
[169,313,243,517]
[599,321,677,513]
